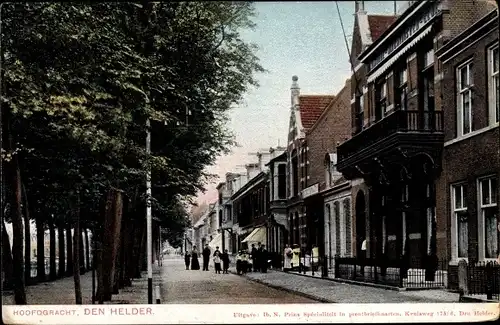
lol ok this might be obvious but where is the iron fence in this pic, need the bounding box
[332,255,447,288]
[466,261,500,301]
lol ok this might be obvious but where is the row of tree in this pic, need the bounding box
[1,2,263,304]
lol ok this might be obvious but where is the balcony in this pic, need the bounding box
[337,110,444,179]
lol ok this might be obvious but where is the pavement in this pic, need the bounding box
[235,268,461,303]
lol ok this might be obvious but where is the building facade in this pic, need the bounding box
[435,7,500,288]
[286,76,334,253]
[337,0,497,285]
[266,147,287,265]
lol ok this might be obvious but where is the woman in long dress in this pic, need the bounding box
[191,246,200,270]
[283,244,293,271]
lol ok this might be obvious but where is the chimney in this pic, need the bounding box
[355,1,366,14]
[291,75,300,108]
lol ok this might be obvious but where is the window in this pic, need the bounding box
[479,177,498,259]
[376,80,388,120]
[452,184,468,259]
[291,151,298,197]
[355,94,365,132]
[344,198,352,256]
[457,62,473,136]
[396,66,408,111]
[277,164,286,199]
[488,45,499,124]
[334,201,341,255]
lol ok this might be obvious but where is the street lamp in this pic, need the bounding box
[146,114,153,304]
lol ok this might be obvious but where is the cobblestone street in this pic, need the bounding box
[159,258,318,304]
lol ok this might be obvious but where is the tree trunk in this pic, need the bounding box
[58,221,66,278]
[98,189,123,301]
[2,220,14,289]
[66,223,73,276]
[138,220,147,274]
[118,220,127,288]
[79,230,85,274]
[23,187,31,285]
[5,115,27,304]
[84,228,90,271]
[36,214,45,283]
[49,217,57,280]
[72,192,82,304]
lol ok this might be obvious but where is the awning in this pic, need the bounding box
[367,25,433,84]
[208,233,223,250]
[241,226,267,245]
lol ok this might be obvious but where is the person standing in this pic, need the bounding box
[191,246,200,270]
[260,245,268,273]
[221,249,230,274]
[184,251,191,270]
[250,244,258,272]
[202,244,211,271]
[283,244,293,272]
[213,251,222,274]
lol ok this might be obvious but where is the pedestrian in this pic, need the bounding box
[260,245,268,273]
[256,242,263,272]
[250,244,258,272]
[221,249,230,274]
[213,251,222,274]
[283,244,293,272]
[191,246,200,270]
[213,246,221,258]
[360,237,367,275]
[184,251,191,270]
[202,244,211,271]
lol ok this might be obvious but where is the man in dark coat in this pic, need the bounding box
[221,249,230,274]
[251,244,258,272]
[259,245,268,273]
[202,244,211,271]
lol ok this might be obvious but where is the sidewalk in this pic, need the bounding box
[233,269,461,303]
[2,263,164,305]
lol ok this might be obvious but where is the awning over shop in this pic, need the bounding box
[208,233,223,250]
[367,25,433,83]
[241,227,267,246]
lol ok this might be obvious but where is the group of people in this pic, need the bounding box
[235,242,269,275]
[184,244,230,274]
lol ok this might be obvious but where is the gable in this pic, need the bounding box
[299,95,335,130]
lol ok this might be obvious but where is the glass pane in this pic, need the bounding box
[481,179,491,205]
[491,178,497,204]
[493,47,499,74]
[462,93,471,134]
[496,75,500,123]
[484,207,498,258]
[457,211,468,258]
[454,186,462,209]
[460,66,468,89]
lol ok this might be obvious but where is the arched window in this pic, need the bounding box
[334,201,341,255]
[343,198,352,256]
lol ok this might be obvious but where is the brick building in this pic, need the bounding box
[286,76,334,253]
[336,0,497,287]
[435,8,499,289]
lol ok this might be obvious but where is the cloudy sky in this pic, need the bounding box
[197,1,406,204]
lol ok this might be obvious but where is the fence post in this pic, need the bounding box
[485,262,493,300]
[321,255,328,278]
[311,254,314,276]
[399,258,403,288]
[458,260,469,297]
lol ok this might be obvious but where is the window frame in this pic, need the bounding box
[375,78,388,120]
[451,183,469,262]
[477,176,498,261]
[456,60,474,137]
[487,43,500,125]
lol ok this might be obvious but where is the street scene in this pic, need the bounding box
[1,0,500,315]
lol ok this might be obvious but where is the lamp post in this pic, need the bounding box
[146,117,153,304]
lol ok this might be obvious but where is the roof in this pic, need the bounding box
[299,95,335,130]
[367,15,399,42]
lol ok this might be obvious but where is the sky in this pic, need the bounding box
[196,1,407,205]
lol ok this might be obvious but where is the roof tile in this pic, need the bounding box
[299,95,335,130]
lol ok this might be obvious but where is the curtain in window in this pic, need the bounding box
[485,207,498,258]
[457,211,468,258]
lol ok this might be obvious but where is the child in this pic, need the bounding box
[213,251,222,274]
